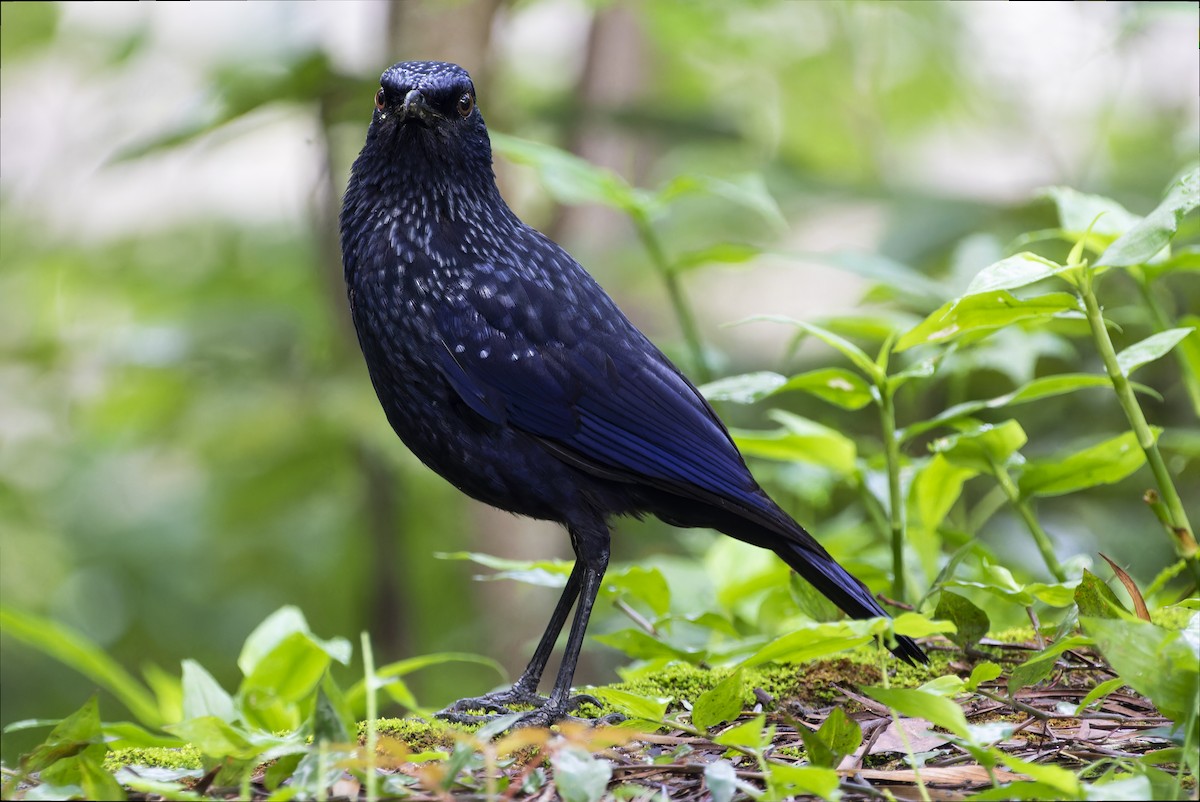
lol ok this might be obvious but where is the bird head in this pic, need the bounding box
[363,61,494,187]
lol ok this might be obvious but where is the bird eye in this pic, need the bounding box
[457,92,474,118]
[375,88,386,111]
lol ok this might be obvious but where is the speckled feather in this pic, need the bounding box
[341,61,925,667]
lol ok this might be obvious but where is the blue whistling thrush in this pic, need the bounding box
[340,61,926,728]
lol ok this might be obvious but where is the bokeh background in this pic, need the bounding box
[2,0,1197,763]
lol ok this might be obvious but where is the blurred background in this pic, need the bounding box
[1,1,1196,763]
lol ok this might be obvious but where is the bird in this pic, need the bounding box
[340,61,927,728]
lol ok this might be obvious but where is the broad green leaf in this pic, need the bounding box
[1044,186,1141,239]
[238,606,350,678]
[897,291,1079,351]
[765,763,841,801]
[700,371,786,404]
[605,565,671,616]
[1115,328,1195,377]
[20,696,104,775]
[674,242,761,272]
[730,410,857,473]
[592,628,705,662]
[491,132,642,215]
[551,747,612,802]
[1075,677,1126,713]
[713,714,770,750]
[239,631,332,731]
[776,367,873,410]
[181,659,236,723]
[799,707,862,769]
[586,687,670,723]
[1098,167,1200,267]
[1084,615,1200,723]
[901,374,1123,442]
[862,686,972,741]
[948,561,1078,607]
[692,669,744,729]
[963,252,1064,297]
[998,752,1083,797]
[908,455,976,581]
[1008,636,1094,694]
[1074,570,1130,619]
[933,591,990,650]
[165,715,260,760]
[740,619,883,667]
[435,551,572,587]
[0,606,162,727]
[99,721,184,751]
[313,678,352,745]
[930,420,1027,473]
[656,173,786,231]
[892,612,957,638]
[966,661,1003,691]
[1018,429,1156,498]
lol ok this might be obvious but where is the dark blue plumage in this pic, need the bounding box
[341,61,925,726]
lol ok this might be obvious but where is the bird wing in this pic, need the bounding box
[433,261,762,506]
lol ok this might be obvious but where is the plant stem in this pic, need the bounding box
[631,215,711,383]
[878,383,906,601]
[989,460,1067,582]
[361,632,379,802]
[1079,276,1200,587]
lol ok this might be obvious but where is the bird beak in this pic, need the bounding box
[399,89,440,127]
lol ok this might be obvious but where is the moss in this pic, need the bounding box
[361,717,471,753]
[103,745,203,772]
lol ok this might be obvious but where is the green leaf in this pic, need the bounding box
[313,678,352,745]
[77,752,126,802]
[1008,636,1093,694]
[692,669,744,729]
[164,716,259,760]
[997,752,1083,798]
[1074,570,1131,619]
[551,747,612,802]
[586,687,670,723]
[674,242,761,272]
[435,551,572,587]
[700,371,787,404]
[605,565,671,616]
[657,173,786,231]
[1045,186,1141,239]
[964,252,1064,297]
[592,628,705,662]
[965,661,1003,691]
[20,696,104,775]
[1098,167,1200,267]
[181,659,236,723]
[892,612,957,638]
[933,591,990,650]
[491,132,642,215]
[799,707,862,768]
[947,561,1078,607]
[1116,328,1195,377]
[238,606,350,678]
[1075,676,1125,712]
[861,685,972,742]
[713,714,771,751]
[730,410,857,473]
[741,619,883,667]
[776,367,873,410]
[930,420,1027,473]
[908,455,977,581]
[1018,429,1156,498]
[0,606,162,727]
[900,374,1124,442]
[0,3,59,61]
[897,291,1079,351]
[1084,615,1200,723]
[765,763,841,801]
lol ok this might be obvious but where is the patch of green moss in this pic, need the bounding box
[103,745,203,772]
[361,717,470,753]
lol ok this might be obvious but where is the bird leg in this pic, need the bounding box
[437,526,618,727]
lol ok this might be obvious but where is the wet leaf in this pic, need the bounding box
[692,669,744,729]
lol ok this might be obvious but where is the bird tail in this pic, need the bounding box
[769,536,927,665]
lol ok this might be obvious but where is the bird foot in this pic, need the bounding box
[435,688,620,729]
